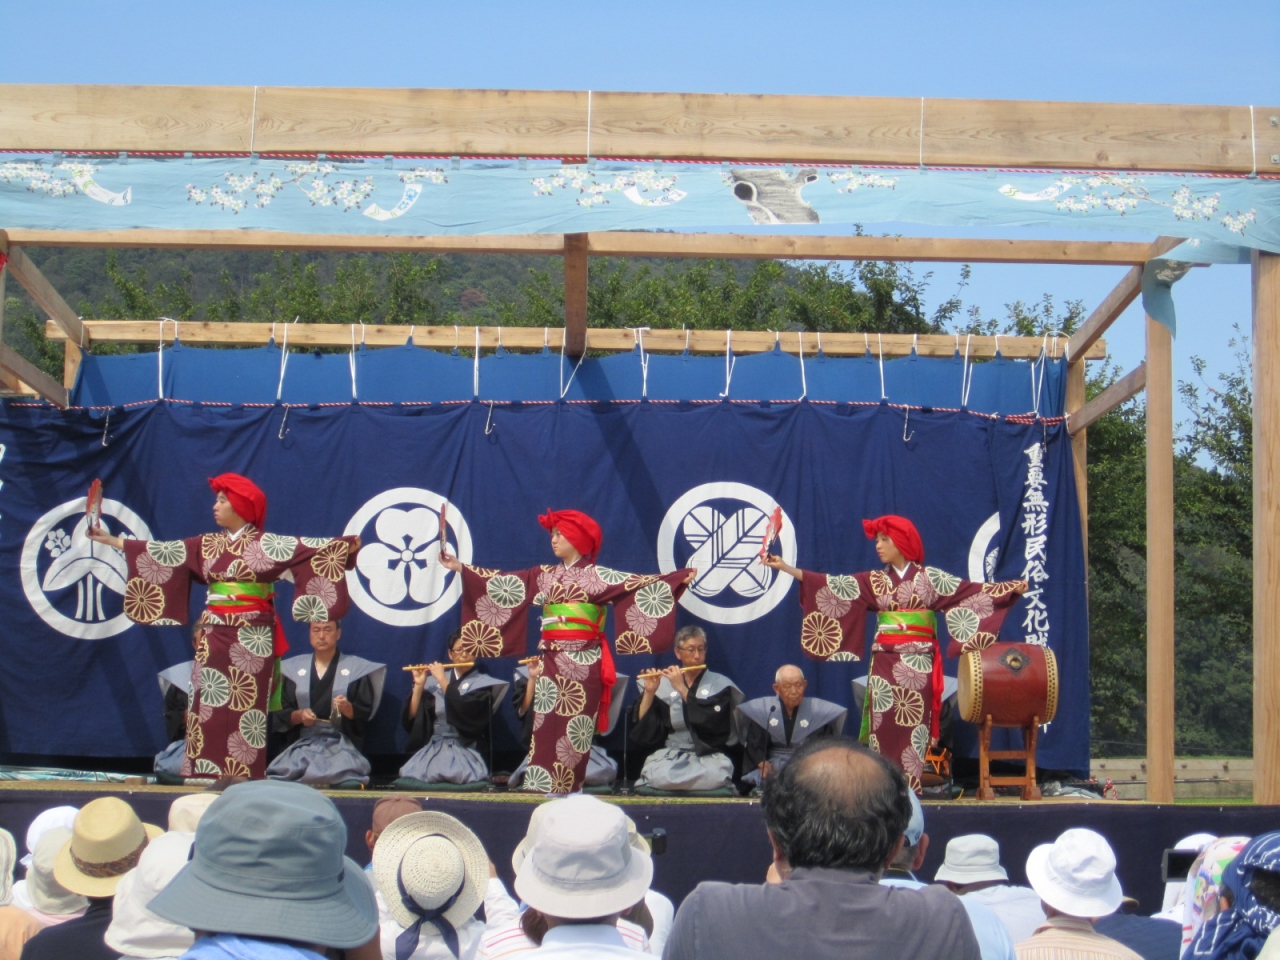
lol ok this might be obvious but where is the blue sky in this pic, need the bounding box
[3,0,1277,426]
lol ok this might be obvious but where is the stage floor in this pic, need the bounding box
[2,781,1272,911]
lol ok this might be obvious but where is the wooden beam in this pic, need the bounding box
[0,229,566,256]
[4,247,89,347]
[46,321,1107,360]
[63,342,83,390]
[1,228,1167,265]
[1146,317,1175,804]
[1066,238,1186,362]
[1253,250,1280,805]
[563,233,588,357]
[0,344,68,407]
[1,85,1275,173]
[1068,362,1147,435]
[1066,360,1089,563]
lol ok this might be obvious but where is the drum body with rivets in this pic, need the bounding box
[957,642,1058,727]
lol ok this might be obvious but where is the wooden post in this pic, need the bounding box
[1066,360,1089,561]
[1146,316,1176,803]
[1253,251,1280,805]
[64,341,82,390]
[563,233,588,357]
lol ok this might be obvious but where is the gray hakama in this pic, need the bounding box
[153,661,195,778]
[265,653,385,786]
[737,694,847,789]
[632,671,742,792]
[508,668,626,790]
[398,670,509,784]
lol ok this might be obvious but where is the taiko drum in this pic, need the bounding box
[957,642,1058,727]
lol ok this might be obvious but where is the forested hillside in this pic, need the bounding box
[1,248,1254,756]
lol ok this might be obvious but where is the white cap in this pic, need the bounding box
[935,835,1009,884]
[1025,828,1124,918]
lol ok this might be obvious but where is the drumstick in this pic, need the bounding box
[637,665,706,680]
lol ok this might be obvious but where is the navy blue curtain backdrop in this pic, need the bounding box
[0,397,1089,773]
[68,342,1067,416]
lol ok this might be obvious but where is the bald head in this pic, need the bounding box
[761,736,910,872]
[773,664,807,711]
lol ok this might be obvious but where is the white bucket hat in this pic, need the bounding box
[0,829,16,906]
[511,800,649,874]
[20,806,78,872]
[167,794,218,834]
[54,797,163,898]
[372,810,489,954]
[935,835,1009,884]
[26,828,88,916]
[104,831,196,959]
[514,795,653,919]
[1025,828,1124,918]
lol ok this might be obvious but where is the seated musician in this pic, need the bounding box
[630,626,743,792]
[737,664,846,791]
[398,629,509,785]
[153,629,198,780]
[508,659,627,789]
[266,619,385,785]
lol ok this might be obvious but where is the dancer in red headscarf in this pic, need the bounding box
[439,508,694,794]
[765,515,1025,793]
[87,474,360,779]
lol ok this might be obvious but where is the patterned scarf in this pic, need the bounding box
[1189,833,1280,960]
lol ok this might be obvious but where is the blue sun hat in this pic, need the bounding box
[148,781,376,950]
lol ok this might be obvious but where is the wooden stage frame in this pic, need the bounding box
[1,84,1277,804]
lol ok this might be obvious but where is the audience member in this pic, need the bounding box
[1151,833,1216,924]
[1016,828,1141,960]
[366,796,424,860]
[148,781,378,960]
[665,736,981,960]
[630,626,743,793]
[0,829,42,960]
[936,834,1046,943]
[512,795,653,957]
[1259,927,1280,960]
[1182,836,1251,953]
[399,630,509,785]
[371,810,516,959]
[477,804,652,959]
[10,807,77,913]
[881,797,1014,960]
[1186,832,1280,960]
[737,664,845,791]
[166,794,217,834]
[22,797,162,960]
[103,832,196,960]
[10,828,86,928]
[0,829,15,906]
[267,620,386,786]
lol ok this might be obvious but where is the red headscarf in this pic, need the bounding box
[209,474,267,529]
[538,509,603,562]
[863,515,924,564]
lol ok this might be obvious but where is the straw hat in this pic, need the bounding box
[1025,828,1124,918]
[514,795,652,919]
[372,811,489,935]
[54,797,162,898]
[935,835,1010,884]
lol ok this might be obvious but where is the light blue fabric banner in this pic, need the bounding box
[1,155,1276,258]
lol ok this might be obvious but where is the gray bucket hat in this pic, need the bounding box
[148,781,377,950]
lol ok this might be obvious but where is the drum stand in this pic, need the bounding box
[977,715,1042,801]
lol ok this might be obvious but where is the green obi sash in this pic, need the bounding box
[207,581,275,605]
[874,609,937,638]
[541,602,605,642]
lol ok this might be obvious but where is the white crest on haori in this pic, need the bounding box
[657,482,797,626]
[344,487,473,627]
[21,497,153,640]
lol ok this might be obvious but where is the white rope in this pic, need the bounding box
[877,333,886,400]
[407,324,415,344]
[473,327,481,398]
[249,85,259,154]
[961,334,974,407]
[157,319,165,400]
[586,90,593,160]
[497,326,503,350]
[360,322,366,346]
[637,327,651,398]
[817,331,823,355]
[454,325,459,354]
[994,333,1001,356]
[912,332,918,356]
[276,322,291,400]
[919,97,926,168]
[719,330,737,398]
[559,327,586,398]
[684,325,690,354]
[270,321,276,344]
[797,332,807,400]
[543,326,549,350]
[348,325,358,400]
[1250,105,1258,178]
[1031,334,1049,417]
